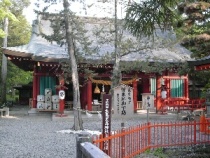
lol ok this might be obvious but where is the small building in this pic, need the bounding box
[13,83,33,105]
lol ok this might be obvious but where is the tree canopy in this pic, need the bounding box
[0,0,32,101]
[125,0,180,38]
[0,0,18,38]
[177,1,210,58]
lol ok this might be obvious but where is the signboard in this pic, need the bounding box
[113,84,134,117]
[142,93,154,110]
[102,94,112,153]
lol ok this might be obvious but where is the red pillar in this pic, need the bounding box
[58,76,65,114]
[32,65,38,108]
[37,76,40,97]
[156,75,162,111]
[80,85,87,109]
[87,79,92,111]
[165,77,170,99]
[133,80,137,113]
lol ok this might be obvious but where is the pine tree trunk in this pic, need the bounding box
[1,18,8,104]
[63,0,83,130]
[111,0,121,89]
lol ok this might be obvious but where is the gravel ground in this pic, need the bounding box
[0,106,183,158]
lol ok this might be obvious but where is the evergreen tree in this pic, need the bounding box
[35,0,95,130]
[177,1,210,58]
[0,0,32,104]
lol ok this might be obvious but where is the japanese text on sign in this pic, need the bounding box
[113,85,134,117]
[102,94,111,152]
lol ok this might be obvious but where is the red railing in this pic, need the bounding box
[93,121,210,158]
[159,98,206,113]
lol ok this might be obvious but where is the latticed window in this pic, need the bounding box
[150,78,156,97]
[170,79,184,97]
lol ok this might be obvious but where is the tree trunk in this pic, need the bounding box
[111,0,122,89]
[63,0,83,130]
[1,18,8,104]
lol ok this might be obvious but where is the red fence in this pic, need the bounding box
[159,98,206,113]
[93,121,210,158]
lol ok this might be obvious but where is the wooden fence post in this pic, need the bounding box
[147,122,151,149]
[194,120,197,145]
[121,122,125,158]
[200,112,206,133]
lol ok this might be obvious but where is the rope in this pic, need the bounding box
[88,76,137,85]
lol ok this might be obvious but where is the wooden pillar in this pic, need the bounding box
[133,79,137,113]
[32,65,38,108]
[87,79,92,111]
[165,77,170,99]
[37,76,40,96]
[81,85,87,109]
[156,75,162,111]
[58,76,65,114]
[185,75,189,99]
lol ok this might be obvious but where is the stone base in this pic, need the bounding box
[28,108,39,115]
[0,107,9,117]
[52,112,73,121]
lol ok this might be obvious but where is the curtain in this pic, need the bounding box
[171,79,184,97]
[39,76,56,95]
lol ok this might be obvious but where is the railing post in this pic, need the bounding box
[99,134,103,150]
[147,122,151,149]
[76,132,92,158]
[121,122,125,158]
[200,112,206,133]
[194,120,197,145]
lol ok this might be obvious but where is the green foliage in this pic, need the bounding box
[0,0,32,98]
[7,15,31,46]
[125,0,180,38]
[144,149,151,154]
[153,148,166,158]
[142,148,167,158]
[0,0,19,38]
[177,1,210,58]
[7,61,33,89]
[176,1,210,94]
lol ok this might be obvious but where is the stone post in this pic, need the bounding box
[76,132,92,158]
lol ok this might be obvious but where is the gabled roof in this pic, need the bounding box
[2,16,193,65]
[188,56,210,66]
[188,56,210,71]
[3,20,68,63]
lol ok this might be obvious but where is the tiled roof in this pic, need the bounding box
[3,16,193,63]
[188,55,210,66]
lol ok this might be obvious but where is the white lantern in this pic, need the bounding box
[59,90,65,100]
[161,90,167,99]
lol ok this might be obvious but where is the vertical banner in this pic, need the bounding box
[102,94,112,154]
[113,84,134,117]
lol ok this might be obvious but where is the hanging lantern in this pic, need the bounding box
[94,84,100,94]
[161,77,165,85]
[37,62,40,66]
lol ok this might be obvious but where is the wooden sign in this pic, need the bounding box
[113,84,134,117]
[102,94,112,153]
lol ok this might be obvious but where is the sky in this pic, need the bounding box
[23,0,129,24]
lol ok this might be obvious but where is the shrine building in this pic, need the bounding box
[2,17,194,113]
